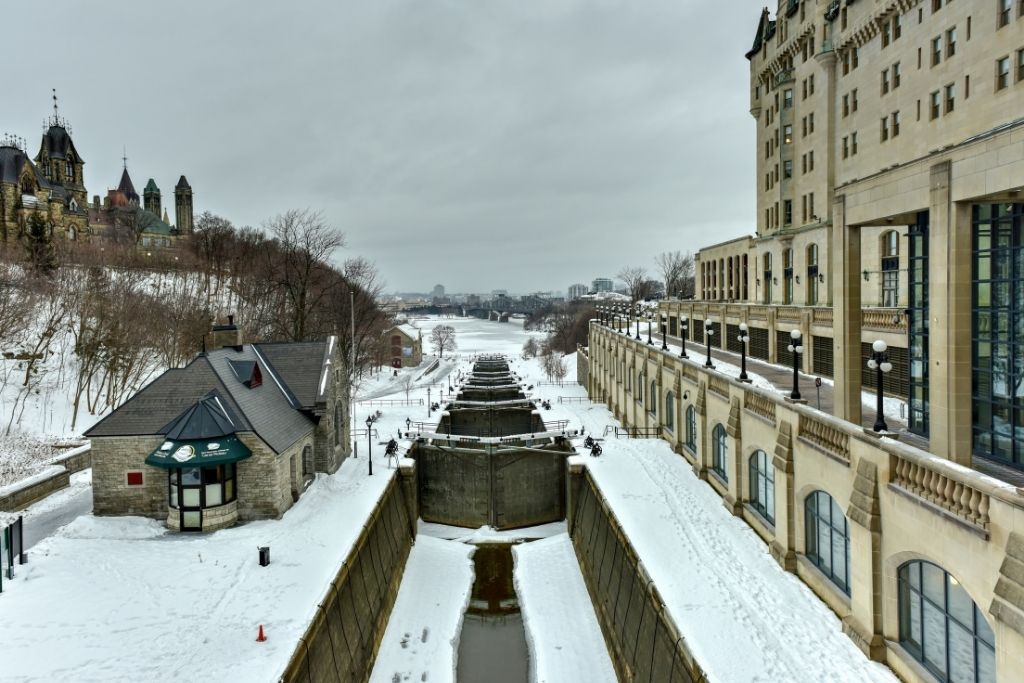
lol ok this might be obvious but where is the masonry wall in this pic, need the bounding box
[588,323,1024,681]
[91,435,167,518]
[567,462,703,683]
[281,465,417,683]
[237,432,299,521]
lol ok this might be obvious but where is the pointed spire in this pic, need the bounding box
[122,145,128,170]
[163,208,170,224]
[52,88,59,119]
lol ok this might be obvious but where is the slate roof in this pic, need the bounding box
[144,178,160,194]
[117,168,139,203]
[253,341,329,409]
[85,341,329,454]
[35,125,80,162]
[163,392,242,440]
[176,175,191,190]
[0,145,69,201]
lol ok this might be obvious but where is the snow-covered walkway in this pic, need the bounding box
[369,535,475,683]
[514,533,617,683]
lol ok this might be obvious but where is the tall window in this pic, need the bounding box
[748,450,775,524]
[783,248,794,304]
[649,380,658,416]
[898,561,995,682]
[909,212,930,436]
[806,244,819,304]
[638,373,644,403]
[712,424,728,481]
[685,405,697,452]
[302,444,314,478]
[804,491,850,594]
[882,230,900,306]
[763,253,773,303]
[972,203,1024,467]
[665,392,675,430]
[334,403,341,446]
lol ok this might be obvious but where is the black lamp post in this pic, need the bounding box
[634,305,642,340]
[704,318,716,369]
[787,329,804,400]
[365,415,374,476]
[405,417,412,433]
[614,306,621,333]
[679,316,688,359]
[738,323,750,383]
[427,388,432,417]
[867,339,893,432]
[660,314,668,351]
[646,311,654,345]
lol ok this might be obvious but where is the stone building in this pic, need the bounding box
[385,323,423,368]
[679,0,1024,467]
[84,319,350,532]
[1,95,195,251]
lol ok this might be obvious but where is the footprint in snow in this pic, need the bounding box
[421,627,429,642]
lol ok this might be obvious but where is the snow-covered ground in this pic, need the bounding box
[0,468,94,548]
[369,536,475,683]
[513,534,617,683]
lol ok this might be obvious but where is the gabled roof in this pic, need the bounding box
[390,324,421,342]
[86,339,335,454]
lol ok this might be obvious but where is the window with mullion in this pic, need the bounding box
[712,424,728,480]
[748,450,775,524]
[685,405,697,452]
[804,490,850,594]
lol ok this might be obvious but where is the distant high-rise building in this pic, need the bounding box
[568,283,588,300]
[592,278,613,293]
[432,284,445,300]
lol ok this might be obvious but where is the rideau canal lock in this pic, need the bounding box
[282,355,703,683]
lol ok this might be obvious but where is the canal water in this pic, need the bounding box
[456,543,530,683]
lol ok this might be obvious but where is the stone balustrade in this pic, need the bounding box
[798,414,851,463]
[744,392,776,423]
[889,451,993,532]
[708,376,730,399]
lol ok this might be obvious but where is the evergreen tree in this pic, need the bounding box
[23,213,58,274]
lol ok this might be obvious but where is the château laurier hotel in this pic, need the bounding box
[584,2,1024,682]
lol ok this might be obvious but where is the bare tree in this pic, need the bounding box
[429,325,457,359]
[551,354,568,384]
[655,250,695,300]
[263,209,346,341]
[521,338,539,359]
[399,373,416,401]
[616,266,653,303]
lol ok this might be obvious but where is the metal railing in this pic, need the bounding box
[358,398,424,407]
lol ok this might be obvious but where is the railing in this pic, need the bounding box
[749,306,769,320]
[744,392,777,423]
[545,419,570,432]
[774,68,794,86]
[797,415,850,462]
[708,376,731,399]
[358,398,424,407]
[778,306,801,322]
[812,308,834,325]
[726,305,744,317]
[889,453,991,531]
[862,308,907,332]
[558,396,597,404]
[605,425,663,439]
[680,364,699,383]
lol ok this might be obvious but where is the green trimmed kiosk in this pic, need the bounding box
[145,395,252,532]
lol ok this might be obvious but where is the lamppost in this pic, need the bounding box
[427,388,432,417]
[634,304,642,340]
[679,316,689,359]
[867,340,893,432]
[704,318,716,369]
[646,310,654,345]
[660,314,668,351]
[405,417,412,434]
[737,323,751,383]
[365,416,374,476]
[787,329,804,401]
[614,306,621,333]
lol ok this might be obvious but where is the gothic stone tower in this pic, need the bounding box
[143,178,161,216]
[174,175,193,234]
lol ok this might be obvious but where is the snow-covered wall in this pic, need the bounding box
[280,464,417,681]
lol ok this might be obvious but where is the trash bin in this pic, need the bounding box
[258,546,270,567]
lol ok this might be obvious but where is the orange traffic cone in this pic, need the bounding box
[256,624,267,642]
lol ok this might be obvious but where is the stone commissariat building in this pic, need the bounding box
[85,319,351,532]
[385,323,424,368]
[598,1,1024,681]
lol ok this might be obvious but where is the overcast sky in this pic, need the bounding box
[2,0,761,295]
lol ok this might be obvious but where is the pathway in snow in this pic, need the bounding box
[369,536,475,683]
[513,534,617,683]
[18,469,94,550]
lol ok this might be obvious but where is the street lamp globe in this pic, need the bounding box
[872,339,888,354]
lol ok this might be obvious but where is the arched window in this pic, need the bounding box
[748,450,775,524]
[881,230,900,306]
[783,248,794,304]
[712,424,728,480]
[762,253,773,303]
[898,561,995,682]
[649,380,658,416]
[302,444,314,478]
[665,392,675,430]
[685,405,697,452]
[804,491,850,594]
[806,244,819,305]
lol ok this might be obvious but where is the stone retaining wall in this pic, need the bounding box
[281,462,418,682]
[0,443,91,512]
[568,461,704,683]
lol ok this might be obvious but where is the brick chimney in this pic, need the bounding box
[209,315,243,351]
